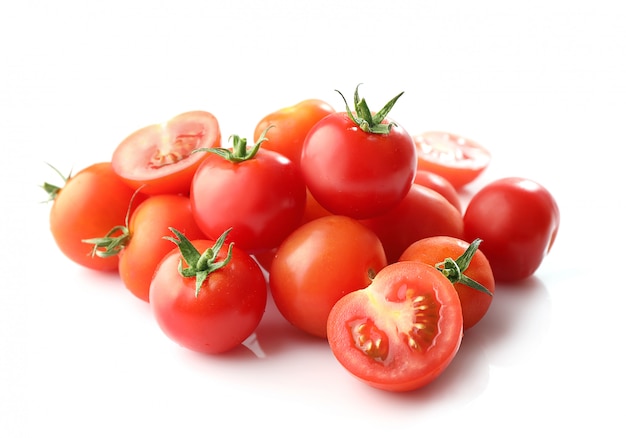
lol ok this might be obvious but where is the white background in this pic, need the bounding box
[2,1,625,436]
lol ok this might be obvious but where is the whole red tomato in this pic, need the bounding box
[111,110,221,195]
[360,183,464,263]
[300,85,417,219]
[253,98,335,170]
[327,260,463,392]
[149,229,267,354]
[399,236,495,330]
[463,177,560,282]
[190,131,306,254]
[45,162,147,271]
[269,215,387,338]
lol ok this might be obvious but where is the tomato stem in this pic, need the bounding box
[335,84,403,134]
[41,163,72,202]
[435,239,493,296]
[194,126,273,163]
[164,227,234,297]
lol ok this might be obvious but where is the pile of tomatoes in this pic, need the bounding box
[43,85,560,393]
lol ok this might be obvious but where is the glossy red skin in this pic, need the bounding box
[190,148,306,254]
[149,239,267,354]
[413,131,491,189]
[399,236,495,330]
[360,184,464,264]
[119,194,207,303]
[49,162,147,271]
[413,169,463,212]
[463,177,560,282]
[112,111,221,196]
[301,113,417,219]
[253,99,335,170]
[269,215,387,338]
[327,261,463,392]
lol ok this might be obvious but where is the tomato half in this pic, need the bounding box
[47,162,147,271]
[269,215,387,338]
[399,236,495,330]
[327,260,463,392]
[413,131,491,189]
[112,110,221,195]
[463,177,560,282]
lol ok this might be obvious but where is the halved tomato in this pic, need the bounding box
[111,110,221,195]
[413,131,490,189]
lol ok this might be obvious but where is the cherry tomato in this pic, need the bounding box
[413,169,462,212]
[269,215,387,338]
[463,177,560,282]
[112,110,221,195]
[150,229,267,354]
[84,194,208,303]
[360,184,464,264]
[45,162,147,271]
[326,260,463,392]
[300,86,417,219]
[399,236,495,330]
[190,132,306,254]
[413,131,490,189]
[253,98,335,170]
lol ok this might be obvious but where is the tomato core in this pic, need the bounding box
[150,130,205,168]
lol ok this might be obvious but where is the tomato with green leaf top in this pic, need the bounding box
[149,228,267,354]
[327,260,463,392]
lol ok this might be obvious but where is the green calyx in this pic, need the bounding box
[336,84,404,134]
[41,163,71,202]
[164,227,234,297]
[435,239,494,296]
[194,126,273,163]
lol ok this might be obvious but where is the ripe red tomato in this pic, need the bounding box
[269,215,387,338]
[413,131,491,189]
[399,236,495,330]
[150,229,267,354]
[463,177,560,282]
[300,86,417,219]
[190,133,306,254]
[253,98,335,170]
[45,162,147,271]
[111,110,221,196]
[360,183,464,264]
[413,169,462,212]
[326,260,463,392]
[84,194,208,303]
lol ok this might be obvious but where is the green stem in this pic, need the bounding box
[435,239,493,296]
[193,126,273,163]
[336,84,403,134]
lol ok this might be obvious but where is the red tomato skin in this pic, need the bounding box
[112,111,221,196]
[413,169,463,212]
[360,184,464,264]
[269,215,387,338]
[327,261,463,392]
[149,240,267,354]
[463,177,560,282]
[253,99,335,170]
[119,194,207,303]
[399,236,495,330]
[413,131,491,189]
[301,113,417,219]
[190,148,307,254]
[49,162,147,271]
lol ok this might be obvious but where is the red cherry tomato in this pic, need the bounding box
[301,86,417,219]
[326,260,463,392]
[150,229,267,354]
[399,236,495,330]
[360,184,464,264]
[413,131,490,189]
[463,177,560,282]
[253,98,335,170]
[45,162,147,271]
[413,169,462,212]
[112,110,221,195]
[269,215,387,338]
[190,133,306,254]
